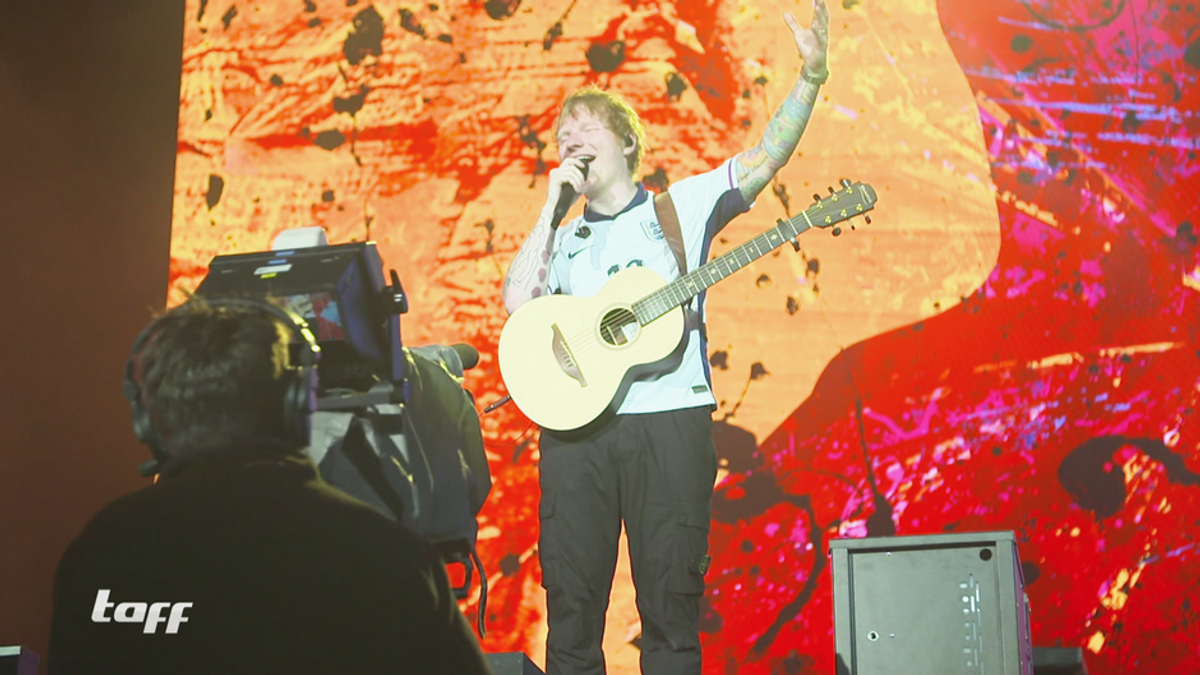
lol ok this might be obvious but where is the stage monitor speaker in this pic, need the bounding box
[830,530,1033,675]
[485,652,544,675]
[0,646,40,675]
[1033,647,1087,675]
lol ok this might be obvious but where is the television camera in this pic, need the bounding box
[193,228,493,634]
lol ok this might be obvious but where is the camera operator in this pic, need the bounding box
[47,298,494,675]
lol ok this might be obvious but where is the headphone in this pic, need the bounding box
[123,296,320,474]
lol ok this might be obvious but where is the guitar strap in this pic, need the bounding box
[653,190,706,339]
[653,191,687,275]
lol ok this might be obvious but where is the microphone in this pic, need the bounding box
[551,157,593,227]
[450,343,479,370]
[410,343,480,378]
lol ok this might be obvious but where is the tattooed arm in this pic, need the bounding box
[502,206,558,315]
[735,0,831,203]
[503,157,591,314]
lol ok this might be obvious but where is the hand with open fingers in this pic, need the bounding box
[785,0,830,79]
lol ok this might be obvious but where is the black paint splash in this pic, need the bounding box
[333,86,370,116]
[205,174,224,210]
[665,72,688,101]
[542,0,577,50]
[1058,435,1200,519]
[477,218,495,254]
[314,129,346,150]
[854,394,895,536]
[1022,0,1127,32]
[516,115,546,154]
[713,471,799,524]
[586,40,626,73]
[712,419,759,474]
[772,181,791,216]
[543,21,563,51]
[709,350,729,371]
[1186,36,1200,70]
[516,115,548,187]
[1165,221,1197,253]
[642,167,669,193]
[399,8,428,38]
[343,6,384,65]
[751,494,826,653]
[485,0,521,20]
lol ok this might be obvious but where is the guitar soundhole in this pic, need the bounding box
[599,308,639,347]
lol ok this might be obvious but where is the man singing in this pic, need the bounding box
[502,2,831,673]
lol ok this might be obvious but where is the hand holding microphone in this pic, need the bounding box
[549,156,593,228]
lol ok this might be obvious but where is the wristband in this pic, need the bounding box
[801,66,829,85]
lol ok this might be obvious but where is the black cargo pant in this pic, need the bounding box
[538,406,717,675]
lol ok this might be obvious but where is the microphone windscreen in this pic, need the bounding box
[451,343,480,370]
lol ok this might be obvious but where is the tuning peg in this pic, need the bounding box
[812,193,821,202]
[864,215,872,225]
[840,178,852,189]
[832,227,843,237]
[828,186,836,194]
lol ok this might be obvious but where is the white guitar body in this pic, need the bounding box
[498,266,685,431]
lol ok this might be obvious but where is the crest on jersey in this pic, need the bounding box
[640,219,665,242]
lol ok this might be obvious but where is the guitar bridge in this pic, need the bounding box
[551,323,587,388]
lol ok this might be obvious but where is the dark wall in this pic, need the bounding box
[0,0,185,661]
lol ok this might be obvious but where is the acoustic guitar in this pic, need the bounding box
[499,179,877,431]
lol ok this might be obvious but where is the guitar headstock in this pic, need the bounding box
[804,179,877,236]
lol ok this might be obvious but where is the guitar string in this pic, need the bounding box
[548,189,871,357]
[559,222,794,348]
[556,229,786,359]
[559,266,717,356]
[552,221,806,359]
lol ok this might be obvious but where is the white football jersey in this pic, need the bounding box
[548,159,748,415]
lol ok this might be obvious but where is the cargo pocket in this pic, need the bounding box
[538,493,559,589]
[667,502,712,595]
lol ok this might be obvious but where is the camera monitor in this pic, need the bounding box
[194,241,392,385]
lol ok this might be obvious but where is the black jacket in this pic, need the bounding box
[48,444,493,675]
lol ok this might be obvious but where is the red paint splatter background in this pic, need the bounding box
[171,0,1200,672]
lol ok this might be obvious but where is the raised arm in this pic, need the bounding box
[734,0,831,204]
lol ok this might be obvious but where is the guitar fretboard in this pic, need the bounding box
[631,211,814,324]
